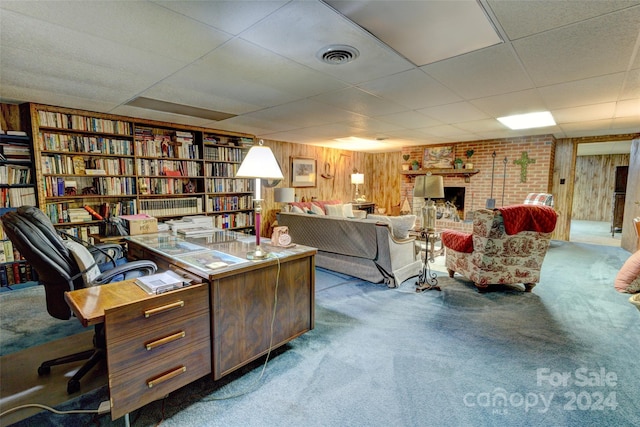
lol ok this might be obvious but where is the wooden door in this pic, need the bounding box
[621,138,640,252]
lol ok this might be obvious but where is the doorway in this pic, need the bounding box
[569,140,631,247]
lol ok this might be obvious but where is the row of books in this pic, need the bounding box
[205,162,241,178]
[37,111,132,135]
[39,132,134,155]
[206,195,253,212]
[203,145,244,162]
[134,128,199,160]
[0,238,20,263]
[211,212,254,229]
[205,177,254,193]
[136,159,203,177]
[41,154,135,175]
[0,144,31,160]
[0,187,37,208]
[140,197,202,217]
[0,261,38,287]
[138,177,198,195]
[0,164,32,185]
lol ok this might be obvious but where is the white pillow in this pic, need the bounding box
[310,203,325,215]
[64,240,101,285]
[369,214,416,239]
[325,203,344,217]
[291,205,305,214]
[388,215,416,239]
[342,203,354,218]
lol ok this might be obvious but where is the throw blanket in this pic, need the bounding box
[497,205,557,235]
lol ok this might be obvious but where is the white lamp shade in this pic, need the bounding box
[236,145,284,179]
[351,173,364,185]
[274,187,295,203]
[414,175,444,199]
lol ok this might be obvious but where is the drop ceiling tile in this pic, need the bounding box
[240,99,362,130]
[310,87,407,117]
[1,11,187,78]
[487,0,640,40]
[560,119,616,138]
[615,99,640,118]
[611,115,640,130]
[470,89,547,117]
[418,124,473,138]
[422,44,533,99]
[375,110,443,129]
[326,0,501,66]
[538,74,627,110]
[454,118,507,133]
[239,0,414,84]
[153,0,288,35]
[111,105,214,127]
[142,38,347,114]
[621,69,640,99]
[552,103,617,124]
[2,1,231,62]
[513,7,640,86]
[417,102,489,124]
[358,69,461,110]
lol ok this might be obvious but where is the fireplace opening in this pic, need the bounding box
[434,187,465,219]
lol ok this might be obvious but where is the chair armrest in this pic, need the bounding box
[93,260,157,285]
[89,243,125,265]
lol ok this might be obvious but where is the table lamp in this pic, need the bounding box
[351,172,364,202]
[236,140,284,259]
[274,187,295,211]
[413,174,444,231]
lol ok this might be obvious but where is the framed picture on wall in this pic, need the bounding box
[291,157,317,187]
[423,145,455,169]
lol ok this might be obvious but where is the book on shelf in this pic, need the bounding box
[134,270,188,295]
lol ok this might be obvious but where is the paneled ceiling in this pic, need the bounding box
[1,0,638,153]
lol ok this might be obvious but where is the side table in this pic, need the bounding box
[414,229,441,292]
[352,202,376,214]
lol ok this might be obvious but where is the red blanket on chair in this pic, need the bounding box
[497,205,557,235]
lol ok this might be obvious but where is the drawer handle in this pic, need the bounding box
[145,331,186,351]
[147,366,186,388]
[144,301,184,318]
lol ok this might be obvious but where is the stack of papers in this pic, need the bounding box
[135,270,188,295]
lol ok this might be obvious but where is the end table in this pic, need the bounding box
[415,229,441,292]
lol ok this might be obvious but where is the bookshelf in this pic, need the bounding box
[25,103,257,235]
[203,133,254,231]
[0,132,39,287]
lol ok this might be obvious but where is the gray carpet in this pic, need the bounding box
[2,240,639,426]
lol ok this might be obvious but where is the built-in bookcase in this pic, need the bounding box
[203,133,254,231]
[0,132,39,287]
[25,103,256,234]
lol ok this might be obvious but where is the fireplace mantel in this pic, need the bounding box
[401,168,480,182]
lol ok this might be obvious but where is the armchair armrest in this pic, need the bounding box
[93,260,157,285]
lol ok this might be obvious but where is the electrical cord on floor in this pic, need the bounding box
[0,400,111,419]
[201,254,281,402]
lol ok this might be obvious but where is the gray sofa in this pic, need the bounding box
[277,212,421,287]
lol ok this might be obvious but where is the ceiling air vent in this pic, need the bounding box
[317,45,360,65]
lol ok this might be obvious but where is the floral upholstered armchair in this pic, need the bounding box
[441,205,557,292]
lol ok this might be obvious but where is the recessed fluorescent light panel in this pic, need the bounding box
[497,112,556,130]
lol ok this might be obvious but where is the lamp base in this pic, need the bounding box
[246,245,269,260]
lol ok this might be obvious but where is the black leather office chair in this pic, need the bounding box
[0,205,157,394]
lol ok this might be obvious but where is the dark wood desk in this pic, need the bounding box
[352,201,376,214]
[65,232,316,420]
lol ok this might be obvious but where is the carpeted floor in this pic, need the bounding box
[1,240,639,426]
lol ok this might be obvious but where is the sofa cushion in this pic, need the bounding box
[310,204,325,215]
[326,203,344,217]
[441,230,474,253]
[615,250,640,293]
[343,203,354,218]
[368,214,416,239]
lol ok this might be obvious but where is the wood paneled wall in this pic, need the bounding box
[621,138,640,252]
[572,154,629,221]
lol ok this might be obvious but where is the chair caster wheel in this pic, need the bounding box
[38,366,50,376]
[67,380,80,394]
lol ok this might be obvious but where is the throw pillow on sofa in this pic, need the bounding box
[615,250,640,293]
[368,214,416,239]
[310,204,325,215]
[326,203,344,217]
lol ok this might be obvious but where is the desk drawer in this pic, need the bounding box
[105,284,208,343]
[107,311,209,374]
[109,339,211,420]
